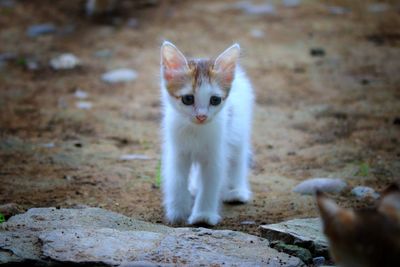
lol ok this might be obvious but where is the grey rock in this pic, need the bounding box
[283,0,301,8]
[313,256,325,266]
[235,1,276,15]
[94,49,113,58]
[49,53,81,70]
[367,3,389,13]
[1,207,305,266]
[101,68,138,84]
[293,178,347,195]
[327,6,350,15]
[260,218,329,257]
[0,52,16,62]
[27,23,57,37]
[351,186,379,199]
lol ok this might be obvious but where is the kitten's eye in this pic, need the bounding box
[181,94,194,105]
[210,96,222,106]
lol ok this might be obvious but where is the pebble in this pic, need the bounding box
[250,28,265,38]
[351,186,380,199]
[94,49,113,58]
[240,220,256,225]
[75,101,93,110]
[310,48,325,57]
[293,178,347,195]
[367,3,389,13]
[127,18,139,28]
[101,68,138,84]
[41,143,55,148]
[235,1,276,15]
[26,59,40,71]
[120,154,151,161]
[74,89,88,99]
[50,53,81,70]
[313,256,325,266]
[0,52,16,62]
[327,6,350,15]
[27,23,57,37]
[282,0,301,8]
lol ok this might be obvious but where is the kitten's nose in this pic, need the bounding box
[196,115,207,122]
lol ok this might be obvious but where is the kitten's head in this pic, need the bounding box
[160,41,240,124]
[316,185,400,267]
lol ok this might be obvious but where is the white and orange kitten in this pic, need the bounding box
[160,41,254,225]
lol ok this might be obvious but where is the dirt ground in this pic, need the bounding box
[0,0,399,236]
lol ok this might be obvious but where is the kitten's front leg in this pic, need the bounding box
[188,153,224,226]
[162,148,192,224]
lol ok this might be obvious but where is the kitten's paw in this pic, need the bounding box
[188,212,221,226]
[165,208,191,225]
[222,188,252,204]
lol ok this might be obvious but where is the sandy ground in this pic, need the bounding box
[0,0,399,236]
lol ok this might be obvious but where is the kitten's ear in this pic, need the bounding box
[161,41,189,82]
[378,184,400,223]
[316,191,355,225]
[213,43,240,87]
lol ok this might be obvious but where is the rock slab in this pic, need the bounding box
[1,207,304,266]
[260,218,329,257]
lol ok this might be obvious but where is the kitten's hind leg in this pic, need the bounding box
[223,146,252,203]
[162,150,192,224]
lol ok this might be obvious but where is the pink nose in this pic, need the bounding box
[196,115,207,122]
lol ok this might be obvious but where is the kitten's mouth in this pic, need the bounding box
[193,119,207,125]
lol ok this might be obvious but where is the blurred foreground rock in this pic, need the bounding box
[260,218,329,258]
[0,207,304,266]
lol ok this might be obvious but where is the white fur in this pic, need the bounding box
[160,45,254,226]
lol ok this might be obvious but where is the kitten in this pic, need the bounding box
[316,185,400,267]
[160,41,254,226]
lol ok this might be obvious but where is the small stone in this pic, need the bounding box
[101,68,138,84]
[94,49,113,58]
[393,117,400,125]
[0,52,16,62]
[63,175,73,181]
[41,143,55,148]
[75,101,92,110]
[282,0,301,8]
[313,256,325,266]
[367,3,389,13]
[240,220,256,225]
[26,59,40,71]
[50,53,81,70]
[327,6,350,15]
[127,18,139,28]
[250,28,265,38]
[27,23,57,37]
[310,48,325,57]
[360,78,370,85]
[351,186,379,199]
[235,1,276,15]
[120,154,151,161]
[74,89,88,99]
[293,178,347,195]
